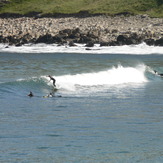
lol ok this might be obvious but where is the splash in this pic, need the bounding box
[1,43,163,55]
[43,64,148,92]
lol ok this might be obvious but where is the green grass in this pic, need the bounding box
[0,0,163,17]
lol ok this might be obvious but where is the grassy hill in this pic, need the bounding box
[0,0,163,17]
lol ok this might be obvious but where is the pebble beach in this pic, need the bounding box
[0,15,163,46]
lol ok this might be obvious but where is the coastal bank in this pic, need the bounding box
[0,15,163,47]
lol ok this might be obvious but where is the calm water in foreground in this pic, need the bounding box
[0,44,163,162]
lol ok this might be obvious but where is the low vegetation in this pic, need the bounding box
[0,0,163,17]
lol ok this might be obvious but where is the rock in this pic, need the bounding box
[117,35,131,45]
[68,41,77,46]
[155,38,163,46]
[108,41,119,46]
[0,35,4,43]
[59,29,72,35]
[144,39,155,46]
[35,34,54,44]
[73,28,80,34]
[15,43,23,47]
[85,48,92,50]
[130,32,142,44]
[53,35,64,43]
[78,34,92,43]
[100,42,109,46]
[6,36,18,44]
[116,33,142,45]
[0,15,163,46]
[112,29,118,33]
[69,28,81,39]
[85,41,94,47]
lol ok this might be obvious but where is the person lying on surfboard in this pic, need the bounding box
[43,93,54,98]
[47,93,54,97]
[48,75,56,87]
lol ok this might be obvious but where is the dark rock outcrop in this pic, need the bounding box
[144,39,155,46]
[35,34,55,44]
[85,41,94,47]
[155,38,163,46]
[116,33,142,46]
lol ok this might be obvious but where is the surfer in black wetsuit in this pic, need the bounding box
[43,92,54,98]
[28,91,33,97]
[48,75,56,87]
[154,70,163,77]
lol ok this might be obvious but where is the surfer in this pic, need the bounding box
[47,93,54,97]
[154,70,163,77]
[48,75,56,87]
[28,91,34,97]
[43,92,55,98]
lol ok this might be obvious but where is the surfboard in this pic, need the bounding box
[43,95,62,98]
[53,86,58,91]
[43,96,49,98]
[43,95,53,98]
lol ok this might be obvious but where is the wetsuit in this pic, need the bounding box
[49,75,56,87]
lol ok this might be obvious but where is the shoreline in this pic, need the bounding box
[1,43,163,55]
[0,15,163,47]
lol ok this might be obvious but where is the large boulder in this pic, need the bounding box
[35,34,54,44]
[155,38,163,46]
[100,42,109,47]
[116,33,142,45]
[144,39,155,46]
[117,35,130,45]
[85,41,94,47]
[78,34,92,43]
[68,41,77,47]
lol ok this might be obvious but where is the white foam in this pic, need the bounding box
[0,43,163,55]
[43,64,148,92]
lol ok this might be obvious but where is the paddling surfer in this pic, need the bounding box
[43,92,54,98]
[48,75,56,87]
[48,93,54,97]
[28,91,34,97]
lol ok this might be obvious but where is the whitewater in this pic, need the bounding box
[0,42,163,54]
[0,43,163,163]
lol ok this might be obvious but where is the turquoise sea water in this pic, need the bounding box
[0,44,163,162]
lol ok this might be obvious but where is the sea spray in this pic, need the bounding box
[1,43,163,55]
[43,64,148,92]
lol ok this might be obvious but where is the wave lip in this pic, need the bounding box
[53,65,148,91]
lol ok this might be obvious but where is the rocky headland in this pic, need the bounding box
[0,14,163,47]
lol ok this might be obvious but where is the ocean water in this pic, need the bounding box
[0,43,163,163]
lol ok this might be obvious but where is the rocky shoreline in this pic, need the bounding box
[0,15,163,47]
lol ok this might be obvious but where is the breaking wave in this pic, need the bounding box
[0,43,163,55]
